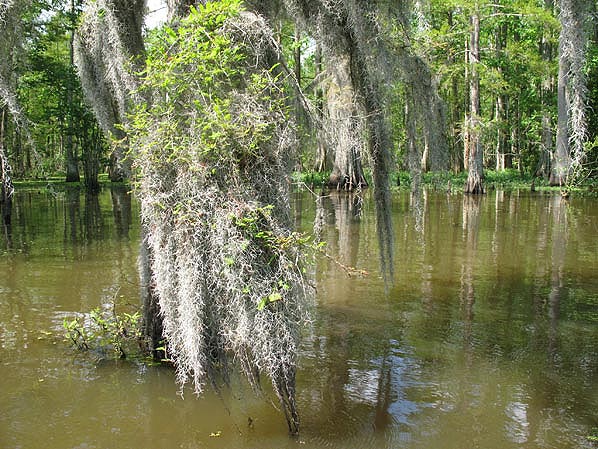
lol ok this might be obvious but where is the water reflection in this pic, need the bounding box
[63,187,105,244]
[111,185,132,238]
[1,188,597,449]
[0,186,140,255]
[307,189,598,449]
[548,194,567,358]
[461,195,480,354]
[1,200,11,249]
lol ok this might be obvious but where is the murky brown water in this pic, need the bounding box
[1,186,597,449]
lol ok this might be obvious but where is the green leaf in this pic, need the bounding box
[257,291,282,311]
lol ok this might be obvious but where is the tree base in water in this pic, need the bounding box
[464,175,485,194]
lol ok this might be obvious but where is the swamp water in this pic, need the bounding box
[1,186,597,449]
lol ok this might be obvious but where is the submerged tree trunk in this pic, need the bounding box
[464,6,484,194]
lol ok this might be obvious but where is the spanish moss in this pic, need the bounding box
[129,4,311,433]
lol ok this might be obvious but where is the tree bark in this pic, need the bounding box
[65,0,80,183]
[538,0,555,179]
[464,6,484,194]
[550,0,589,186]
[0,105,12,229]
[326,49,368,190]
[139,226,164,360]
[494,14,509,171]
[82,124,102,193]
[551,24,571,186]
[313,43,329,172]
[167,0,206,20]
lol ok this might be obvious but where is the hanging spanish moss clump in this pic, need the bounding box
[282,0,395,281]
[1,0,30,227]
[129,2,311,434]
[74,0,145,181]
[0,0,28,126]
[556,0,590,185]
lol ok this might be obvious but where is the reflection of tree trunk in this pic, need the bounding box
[461,195,481,355]
[329,191,361,267]
[410,188,425,236]
[321,315,351,428]
[547,195,567,358]
[0,171,11,248]
[110,185,132,238]
[373,349,394,432]
[314,192,326,242]
[64,186,81,244]
[84,192,103,242]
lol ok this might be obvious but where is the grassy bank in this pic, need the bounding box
[13,170,598,196]
[294,169,598,196]
[12,173,130,192]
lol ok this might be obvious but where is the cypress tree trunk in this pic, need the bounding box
[538,0,555,179]
[550,0,589,186]
[65,0,80,183]
[326,50,368,190]
[139,226,164,360]
[313,44,329,172]
[0,105,12,229]
[464,6,484,194]
[551,42,570,186]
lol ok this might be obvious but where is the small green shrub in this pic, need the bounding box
[63,302,144,360]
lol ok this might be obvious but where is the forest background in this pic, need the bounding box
[1,0,597,195]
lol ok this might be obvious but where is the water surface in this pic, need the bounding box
[1,186,597,448]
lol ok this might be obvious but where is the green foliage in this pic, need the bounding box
[416,0,563,174]
[63,303,144,360]
[230,204,314,312]
[6,0,107,180]
[130,0,284,182]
